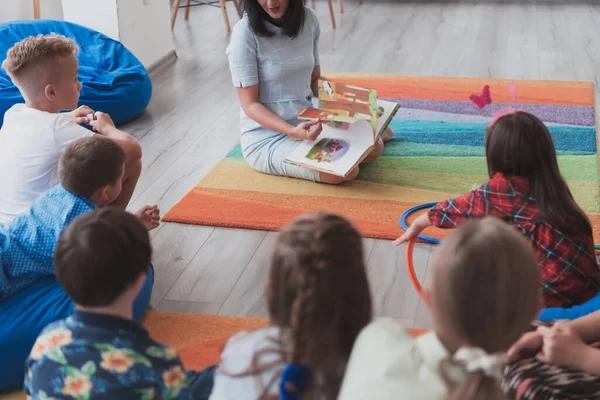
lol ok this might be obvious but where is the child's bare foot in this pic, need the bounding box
[381,126,395,143]
[136,205,160,231]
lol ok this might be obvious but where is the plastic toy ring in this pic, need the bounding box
[405,237,426,300]
[399,202,441,244]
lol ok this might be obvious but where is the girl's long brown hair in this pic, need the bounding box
[228,213,373,399]
[486,111,592,236]
[429,217,541,400]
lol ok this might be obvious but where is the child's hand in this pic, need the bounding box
[136,205,161,231]
[293,119,323,141]
[507,331,543,361]
[89,111,116,134]
[69,105,94,125]
[536,322,588,369]
[392,213,432,246]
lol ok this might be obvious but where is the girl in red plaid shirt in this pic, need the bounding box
[395,111,600,308]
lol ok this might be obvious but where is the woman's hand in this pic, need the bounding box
[536,323,589,369]
[292,119,323,140]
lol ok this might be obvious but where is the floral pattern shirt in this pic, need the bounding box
[25,311,191,399]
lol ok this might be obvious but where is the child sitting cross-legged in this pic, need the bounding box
[339,217,541,400]
[209,213,373,400]
[0,33,142,224]
[0,136,158,392]
[395,111,600,309]
[25,208,215,399]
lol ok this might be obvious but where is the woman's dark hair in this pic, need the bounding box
[486,111,592,236]
[226,213,373,399]
[242,0,306,38]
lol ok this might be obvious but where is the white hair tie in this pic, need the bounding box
[453,347,508,381]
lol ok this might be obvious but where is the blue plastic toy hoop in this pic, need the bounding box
[399,202,442,244]
[401,203,600,249]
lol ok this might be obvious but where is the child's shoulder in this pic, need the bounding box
[304,5,319,25]
[224,325,280,351]
[37,318,71,338]
[220,326,281,368]
[356,318,413,346]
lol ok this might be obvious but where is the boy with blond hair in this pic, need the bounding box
[0,33,142,224]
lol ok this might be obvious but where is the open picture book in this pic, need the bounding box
[285,80,400,177]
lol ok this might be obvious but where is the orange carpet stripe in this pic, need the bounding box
[163,188,419,239]
[325,73,595,106]
[164,188,600,244]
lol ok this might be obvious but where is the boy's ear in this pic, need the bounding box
[89,185,111,206]
[43,84,56,101]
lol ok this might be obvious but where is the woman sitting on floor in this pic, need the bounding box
[226,0,391,185]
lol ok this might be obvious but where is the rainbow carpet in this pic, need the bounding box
[164,74,600,242]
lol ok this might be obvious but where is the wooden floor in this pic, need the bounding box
[122,0,600,329]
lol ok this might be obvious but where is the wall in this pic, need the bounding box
[62,0,174,68]
[0,0,63,23]
[116,0,174,67]
[61,0,120,40]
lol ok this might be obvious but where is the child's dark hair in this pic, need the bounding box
[486,111,592,236]
[59,136,125,198]
[242,0,306,38]
[430,217,540,400]
[230,213,372,399]
[54,208,151,307]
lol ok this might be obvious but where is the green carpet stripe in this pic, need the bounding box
[371,155,599,182]
[226,143,244,159]
[382,140,593,157]
[358,168,600,213]
[229,141,592,160]
[383,141,485,157]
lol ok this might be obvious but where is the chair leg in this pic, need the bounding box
[338,0,344,13]
[232,0,242,18]
[33,0,41,19]
[184,0,191,20]
[171,0,180,30]
[327,0,336,29]
[220,0,231,32]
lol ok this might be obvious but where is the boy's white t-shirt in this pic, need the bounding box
[0,104,93,224]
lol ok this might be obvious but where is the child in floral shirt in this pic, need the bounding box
[24,208,213,399]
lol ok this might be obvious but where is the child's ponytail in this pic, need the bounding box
[440,347,508,400]
[428,218,540,400]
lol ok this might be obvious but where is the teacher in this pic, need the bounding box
[226,0,388,184]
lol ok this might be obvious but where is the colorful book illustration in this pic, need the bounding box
[287,79,400,177]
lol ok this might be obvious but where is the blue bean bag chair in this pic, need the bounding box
[0,266,154,393]
[0,20,152,128]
